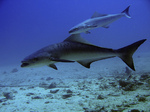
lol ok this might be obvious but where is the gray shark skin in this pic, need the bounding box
[21,34,146,71]
[69,6,131,34]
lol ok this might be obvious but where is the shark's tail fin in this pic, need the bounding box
[116,39,146,71]
[121,5,131,18]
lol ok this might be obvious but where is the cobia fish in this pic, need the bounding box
[69,6,131,34]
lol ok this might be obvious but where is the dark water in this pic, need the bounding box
[0,0,150,66]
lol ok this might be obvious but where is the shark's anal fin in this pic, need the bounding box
[50,57,75,63]
[48,64,58,70]
[77,60,91,68]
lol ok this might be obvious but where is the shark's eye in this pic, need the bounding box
[74,28,78,31]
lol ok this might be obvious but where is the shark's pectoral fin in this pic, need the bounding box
[48,64,58,70]
[50,57,75,63]
[84,24,98,34]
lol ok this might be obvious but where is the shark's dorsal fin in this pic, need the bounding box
[64,34,92,45]
[91,12,108,18]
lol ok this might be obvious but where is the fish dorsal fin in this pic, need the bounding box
[91,12,108,18]
[64,34,92,45]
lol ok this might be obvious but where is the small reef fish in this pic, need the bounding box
[69,6,131,34]
[21,34,146,71]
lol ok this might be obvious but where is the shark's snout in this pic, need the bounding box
[21,62,29,67]
[69,30,73,34]
[68,30,72,33]
[69,29,75,34]
[69,27,80,34]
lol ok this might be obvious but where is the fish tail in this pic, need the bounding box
[121,5,131,18]
[116,39,146,71]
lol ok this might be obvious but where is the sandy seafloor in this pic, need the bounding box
[0,52,150,112]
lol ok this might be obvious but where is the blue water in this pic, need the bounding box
[0,0,150,66]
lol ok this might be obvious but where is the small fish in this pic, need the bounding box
[69,6,131,34]
[21,34,146,71]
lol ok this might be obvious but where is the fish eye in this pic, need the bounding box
[74,28,78,31]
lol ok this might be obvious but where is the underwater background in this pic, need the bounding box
[0,0,150,66]
[0,0,150,112]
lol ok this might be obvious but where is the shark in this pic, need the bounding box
[69,6,131,34]
[21,34,146,71]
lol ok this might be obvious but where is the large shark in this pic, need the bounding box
[69,6,131,34]
[21,34,146,71]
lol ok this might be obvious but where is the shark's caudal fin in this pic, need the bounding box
[121,5,131,18]
[116,39,146,71]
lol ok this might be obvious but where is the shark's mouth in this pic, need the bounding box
[21,63,29,67]
[69,30,73,34]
